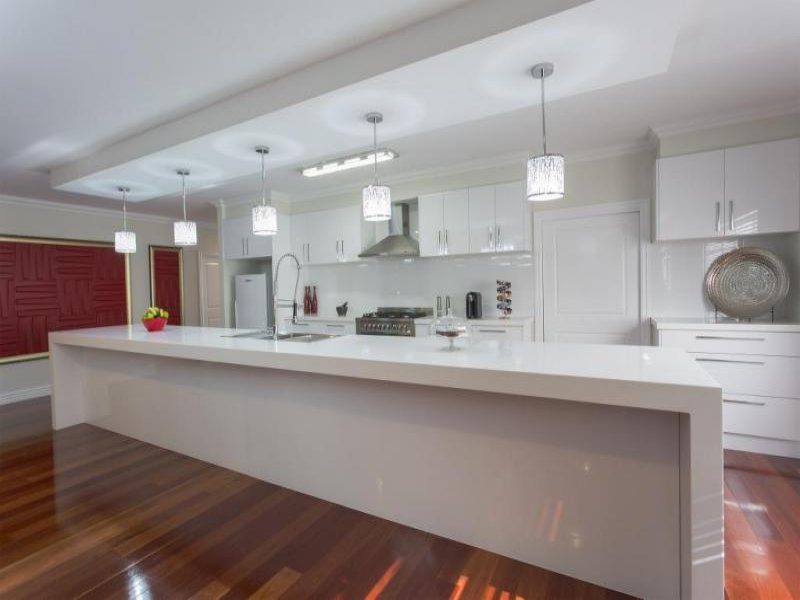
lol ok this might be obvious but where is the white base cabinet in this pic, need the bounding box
[286,318,355,335]
[653,319,800,458]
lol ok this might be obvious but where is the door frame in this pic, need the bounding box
[198,251,220,327]
[532,199,650,344]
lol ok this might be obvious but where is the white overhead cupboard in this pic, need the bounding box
[420,181,528,257]
[655,137,800,241]
[291,205,362,265]
[222,215,272,259]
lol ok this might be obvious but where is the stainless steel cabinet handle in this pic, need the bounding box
[695,335,765,342]
[723,399,766,406]
[445,229,449,254]
[695,357,764,365]
[488,226,493,250]
[294,322,309,327]
[241,238,245,256]
[729,200,734,232]
[341,239,344,258]
[246,238,250,255]
[478,328,508,333]
[437,230,442,254]
[336,240,340,259]
[326,323,345,328]
[715,201,721,233]
[497,226,501,250]
[307,243,311,263]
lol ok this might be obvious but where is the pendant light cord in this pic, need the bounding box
[540,75,548,155]
[260,151,267,206]
[122,188,128,231]
[372,120,378,185]
[181,172,188,221]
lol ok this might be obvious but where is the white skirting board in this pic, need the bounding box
[0,385,51,406]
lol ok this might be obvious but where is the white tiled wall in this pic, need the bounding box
[300,253,534,319]
[647,232,800,321]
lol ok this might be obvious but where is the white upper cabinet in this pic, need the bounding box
[724,138,800,236]
[494,181,526,252]
[291,206,362,265]
[223,215,272,260]
[468,185,495,253]
[656,150,725,241]
[656,138,800,241]
[468,181,527,253]
[333,205,362,262]
[442,189,469,255]
[419,190,469,256]
[418,193,445,257]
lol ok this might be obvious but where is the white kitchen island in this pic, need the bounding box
[49,326,723,599]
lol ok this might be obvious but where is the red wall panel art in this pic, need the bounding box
[150,248,182,325]
[0,239,128,361]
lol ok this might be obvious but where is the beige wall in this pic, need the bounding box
[0,196,218,400]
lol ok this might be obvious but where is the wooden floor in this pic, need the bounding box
[1,400,798,600]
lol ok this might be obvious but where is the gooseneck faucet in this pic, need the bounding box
[272,253,301,340]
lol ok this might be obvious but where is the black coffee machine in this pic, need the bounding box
[465,292,482,319]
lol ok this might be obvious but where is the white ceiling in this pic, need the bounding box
[2,0,799,222]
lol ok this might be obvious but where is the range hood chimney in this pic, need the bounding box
[358,202,419,258]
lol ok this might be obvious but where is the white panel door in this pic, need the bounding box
[656,150,725,241]
[442,189,469,255]
[418,193,444,256]
[494,180,526,252]
[200,254,222,327]
[541,210,641,344]
[306,211,336,265]
[468,185,495,253]
[725,138,800,236]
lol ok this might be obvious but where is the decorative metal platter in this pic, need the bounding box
[704,247,789,319]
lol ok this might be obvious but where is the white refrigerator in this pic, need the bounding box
[234,273,273,330]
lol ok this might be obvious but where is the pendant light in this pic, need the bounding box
[527,62,564,201]
[173,169,197,246]
[114,186,136,253]
[252,146,277,236]
[362,112,391,222]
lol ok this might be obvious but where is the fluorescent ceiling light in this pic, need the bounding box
[301,149,397,178]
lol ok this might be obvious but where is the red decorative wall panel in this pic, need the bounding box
[151,248,182,325]
[0,240,128,361]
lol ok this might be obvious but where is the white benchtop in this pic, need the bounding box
[652,317,800,333]
[50,325,719,413]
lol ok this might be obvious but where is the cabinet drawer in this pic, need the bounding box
[692,353,800,399]
[724,395,800,441]
[660,329,800,357]
[470,325,524,341]
[289,321,353,335]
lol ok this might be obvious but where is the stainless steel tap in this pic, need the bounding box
[272,253,301,340]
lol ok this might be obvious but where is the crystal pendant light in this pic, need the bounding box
[173,169,197,246]
[252,146,277,236]
[527,62,564,201]
[114,186,136,253]
[362,112,391,222]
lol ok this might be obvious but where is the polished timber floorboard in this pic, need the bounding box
[0,400,797,599]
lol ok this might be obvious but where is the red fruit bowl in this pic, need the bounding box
[142,317,167,332]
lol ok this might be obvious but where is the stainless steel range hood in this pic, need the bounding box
[358,202,419,258]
